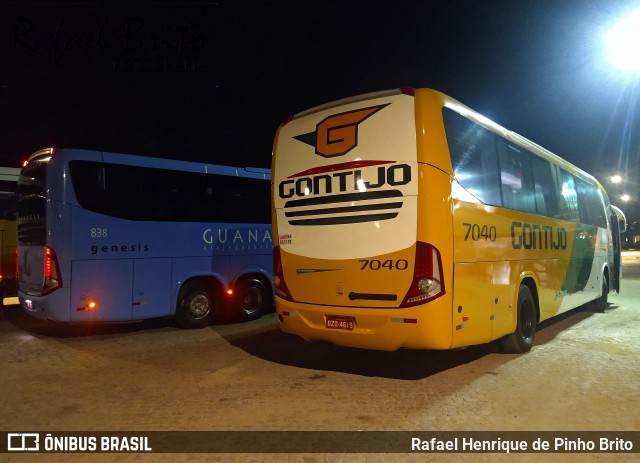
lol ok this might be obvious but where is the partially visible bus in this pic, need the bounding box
[17,148,273,328]
[0,166,20,304]
[272,88,623,352]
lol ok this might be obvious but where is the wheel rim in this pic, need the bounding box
[520,298,535,341]
[240,286,263,316]
[187,292,210,319]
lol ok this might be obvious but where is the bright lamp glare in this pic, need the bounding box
[605,8,640,73]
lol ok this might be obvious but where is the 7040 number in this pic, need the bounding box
[359,259,408,270]
[463,223,497,242]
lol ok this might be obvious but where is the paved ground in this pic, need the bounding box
[1,254,639,462]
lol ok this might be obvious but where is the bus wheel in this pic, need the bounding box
[499,285,537,354]
[235,277,271,321]
[593,275,608,313]
[175,280,218,329]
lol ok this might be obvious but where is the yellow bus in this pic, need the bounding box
[271,88,624,353]
[1,166,20,304]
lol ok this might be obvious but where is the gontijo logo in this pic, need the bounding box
[294,104,389,157]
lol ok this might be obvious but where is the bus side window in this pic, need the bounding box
[531,156,560,217]
[557,170,580,222]
[443,109,502,206]
[575,178,607,228]
[497,142,536,214]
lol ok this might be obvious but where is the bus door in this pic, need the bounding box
[610,205,626,293]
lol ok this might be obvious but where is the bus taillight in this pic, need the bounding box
[43,246,62,295]
[273,246,293,301]
[400,242,445,307]
[44,247,52,278]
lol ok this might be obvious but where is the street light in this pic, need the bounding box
[611,175,622,184]
[605,8,640,74]
[621,194,631,202]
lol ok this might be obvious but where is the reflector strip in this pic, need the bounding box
[391,318,418,324]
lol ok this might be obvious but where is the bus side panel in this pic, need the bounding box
[451,262,496,347]
[132,258,172,319]
[70,259,134,321]
[453,200,608,334]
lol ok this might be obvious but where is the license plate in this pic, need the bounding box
[325,316,355,331]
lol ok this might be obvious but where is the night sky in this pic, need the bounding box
[1,1,639,205]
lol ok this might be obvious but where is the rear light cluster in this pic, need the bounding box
[400,241,444,307]
[43,246,62,295]
[21,147,54,168]
[272,246,293,301]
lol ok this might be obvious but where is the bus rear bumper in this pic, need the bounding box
[18,289,70,322]
[18,295,48,319]
[275,298,453,351]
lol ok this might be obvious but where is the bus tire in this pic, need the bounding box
[593,275,608,313]
[234,276,271,321]
[175,280,218,329]
[499,285,537,354]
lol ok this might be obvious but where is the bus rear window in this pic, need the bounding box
[17,161,48,199]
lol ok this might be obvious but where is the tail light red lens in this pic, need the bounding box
[272,246,293,301]
[43,246,62,295]
[400,241,444,307]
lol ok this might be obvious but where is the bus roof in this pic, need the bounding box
[23,148,270,180]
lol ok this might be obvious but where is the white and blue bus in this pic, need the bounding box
[16,148,273,328]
